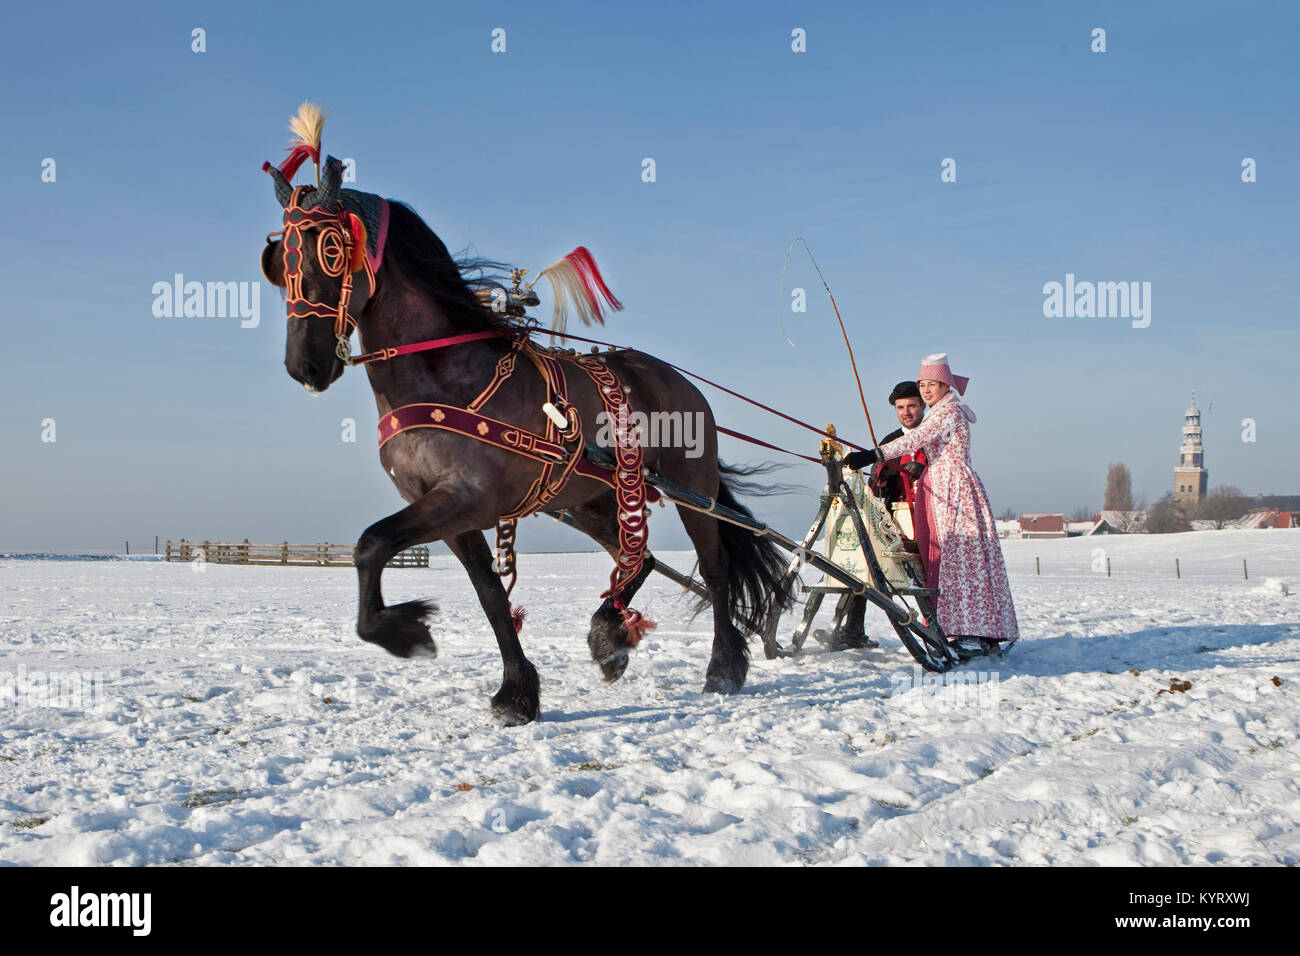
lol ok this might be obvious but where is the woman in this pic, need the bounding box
[845,353,1019,656]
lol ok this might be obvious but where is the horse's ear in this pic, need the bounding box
[261,239,285,287]
[318,155,344,208]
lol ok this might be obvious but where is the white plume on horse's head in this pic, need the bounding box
[263,101,332,208]
[287,102,328,163]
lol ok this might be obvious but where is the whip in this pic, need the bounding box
[777,237,878,447]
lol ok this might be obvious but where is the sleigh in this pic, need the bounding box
[776,430,952,669]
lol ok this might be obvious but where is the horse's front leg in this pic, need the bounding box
[445,531,540,726]
[354,487,476,659]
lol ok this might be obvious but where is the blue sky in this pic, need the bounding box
[2,0,1297,552]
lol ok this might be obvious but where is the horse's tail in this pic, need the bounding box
[710,463,797,636]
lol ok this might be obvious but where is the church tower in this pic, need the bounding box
[1173,395,1208,511]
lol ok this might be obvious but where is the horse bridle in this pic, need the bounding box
[266,184,375,364]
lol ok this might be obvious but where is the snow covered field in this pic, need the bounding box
[1,528,1297,866]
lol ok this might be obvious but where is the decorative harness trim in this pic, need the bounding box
[275,185,376,364]
[376,334,658,639]
[378,403,568,464]
[571,353,650,606]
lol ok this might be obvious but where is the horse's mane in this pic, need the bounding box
[375,201,521,334]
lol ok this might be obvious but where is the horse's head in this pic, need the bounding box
[262,154,382,393]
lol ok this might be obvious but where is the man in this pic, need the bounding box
[817,382,929,650]
[867,381,928,515]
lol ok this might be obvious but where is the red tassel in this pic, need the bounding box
[510,604,527,633]
[620,607,656,648]
[345,213,368,271]
[567,247,622,320]
[278,144,320,182]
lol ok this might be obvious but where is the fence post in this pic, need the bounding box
[155,535,159,555]
[1243,558,1248,580]
[126,541,129,555]
[282,541,288,565]
[203,541,210,564]
[1175,558,1180,579]
[1035,556,1040,576]
[1106,557,1111,578]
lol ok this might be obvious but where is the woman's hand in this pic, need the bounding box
[844,448,882,470]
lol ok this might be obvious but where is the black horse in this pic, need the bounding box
[261,153,792,725]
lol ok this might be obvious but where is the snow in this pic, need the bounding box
[1,528,1297,865]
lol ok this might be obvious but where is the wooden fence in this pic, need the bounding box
[165,540,429,568]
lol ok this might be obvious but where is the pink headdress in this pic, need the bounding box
[916,352,970,395]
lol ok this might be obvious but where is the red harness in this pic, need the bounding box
[373,332,659,643]
[274,185,375,364]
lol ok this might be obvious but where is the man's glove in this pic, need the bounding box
[900,460,926,480]
[843,448,882,470]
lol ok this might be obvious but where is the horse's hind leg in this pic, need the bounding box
[561,500,656,683]
[676,506,749,695]
[445,531,540,726]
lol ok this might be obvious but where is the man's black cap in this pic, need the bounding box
[889,381,921,404]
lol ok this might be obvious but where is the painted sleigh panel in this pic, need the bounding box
[821,472,925,592]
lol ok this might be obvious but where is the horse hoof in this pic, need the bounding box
[703,674,740,695]
[587,615,632,682]
[492,703,537,727]
[707,658,748,697]
[358,599,439,659]
[491,663,541,726]
[596,649,629,683]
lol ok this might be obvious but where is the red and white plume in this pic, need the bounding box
[277,102,328,183]
[535,247,622,339]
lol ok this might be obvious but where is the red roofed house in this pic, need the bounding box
[1019,514,1066,539]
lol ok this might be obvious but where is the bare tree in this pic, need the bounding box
[1196,485,1250,529]
[1120,494,1150,532]
[1147,493,1190,534]
[1070,505,1093,522]
[1104,463,1133,511]
[997,507,1017,522]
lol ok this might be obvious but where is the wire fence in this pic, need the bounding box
[1003,553,1298,584]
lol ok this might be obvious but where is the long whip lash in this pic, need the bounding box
[778,237,878,447]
